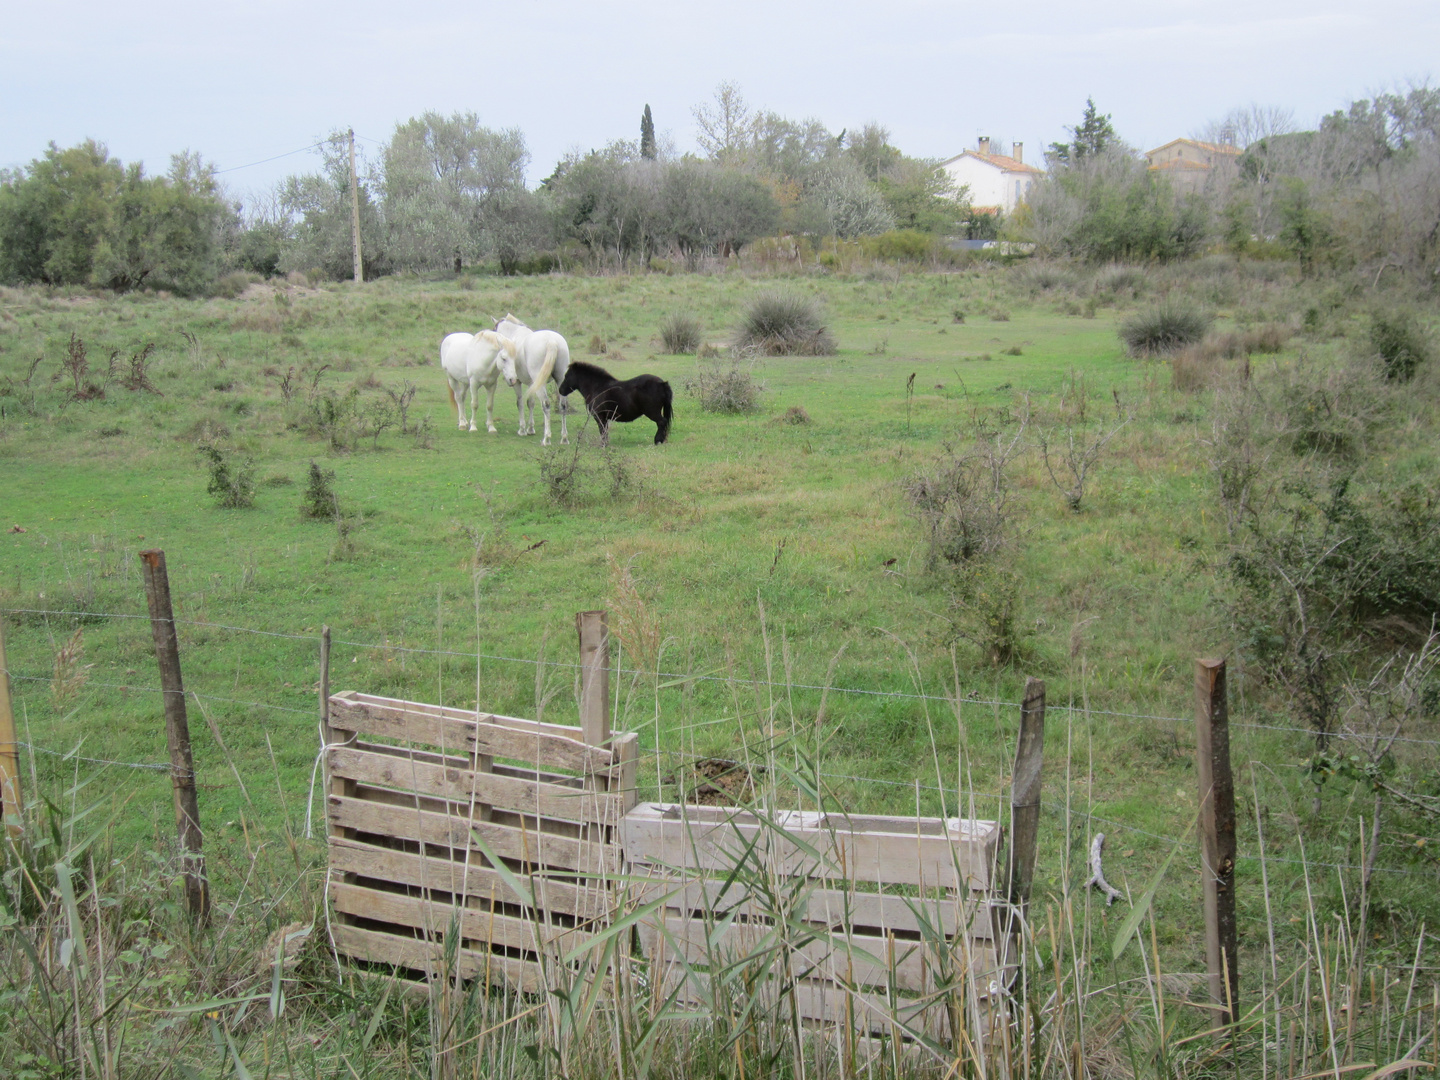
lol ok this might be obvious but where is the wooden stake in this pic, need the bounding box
[1007,677,1046,911]
[139,550,209,923]
[575,611,611,750]
[0,613,22,837]
[320,625,332,796]
[1197,657,1238,1029]
[348,128,363,284]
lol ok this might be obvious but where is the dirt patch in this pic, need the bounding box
[662,758,759,805]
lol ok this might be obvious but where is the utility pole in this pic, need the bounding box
[348,128,363,284]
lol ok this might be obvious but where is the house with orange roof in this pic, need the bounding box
[939,138,1043,215]
[1143,138,1242,195]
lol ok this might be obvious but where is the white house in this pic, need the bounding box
[939,137,1043,215]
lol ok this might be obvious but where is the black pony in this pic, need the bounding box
[557,361,672,445]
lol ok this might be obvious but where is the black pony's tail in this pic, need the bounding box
[656,382,673,444]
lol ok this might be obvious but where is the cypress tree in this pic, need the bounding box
[640,104,657,160]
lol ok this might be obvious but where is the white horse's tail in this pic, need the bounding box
[447,382,457,408]
[527,339,559,403]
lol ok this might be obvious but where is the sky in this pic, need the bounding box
[2,0,1436,205]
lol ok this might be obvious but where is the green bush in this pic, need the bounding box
[659,310,703,353]
[1119,300,1212,356]
[733,291,836,356]
[199,444,255,508]
[1369,310,1430,382]
[859,230,936,262]
[300,461,338,519]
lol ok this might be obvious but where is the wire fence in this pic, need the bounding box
[9,604,1438,747]
[4,604,1437,882]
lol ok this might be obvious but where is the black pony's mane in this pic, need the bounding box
[566,360,614,382]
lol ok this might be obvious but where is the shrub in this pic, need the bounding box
[732,291,836,356]
[1092,263,1147,297]
[687,355,763,413]
[778,405,811,425]
[538,435,639,507]
[300,461,338,519]
[1369,310,1430,382]
[199,444,255,508]
[659,310,703,354]
[859,230,936,262]
[1119,300,1212,356]
[213,271,253,299]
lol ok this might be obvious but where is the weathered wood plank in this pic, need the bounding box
[327,838,617,920]
[328,795,621,874]
[628,875,995,940]
[330,882,597,954]
[332,924,546,993]
[652,968,960,1038]
[623,804,1000,891]
[637,915,1001,994]
[329,694,616,775]
[330,745,624,825]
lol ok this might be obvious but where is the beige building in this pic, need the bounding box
[1143,138,1242,195]
[939,137,1044,215]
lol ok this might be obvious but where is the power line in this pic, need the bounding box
[214,140,329,175]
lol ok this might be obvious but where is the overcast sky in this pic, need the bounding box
[3,0,1436,204]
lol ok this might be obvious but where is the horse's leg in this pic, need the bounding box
[515,382,527,436]
[468,379,478,432]
[484,380,499,433]
[451,378,466,429]
[559,389,569,444]
[539,385,553,446]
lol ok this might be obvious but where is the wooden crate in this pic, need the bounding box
[325,691,637,989]
[623,802,1011,1041]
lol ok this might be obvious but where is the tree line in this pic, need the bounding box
[3,82,1438,292]
[1023,88,1440,283]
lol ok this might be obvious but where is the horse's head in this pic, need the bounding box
[557,368,577,397]
[496,338,519,387]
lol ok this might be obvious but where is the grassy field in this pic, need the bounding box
[3,260,1438,1075]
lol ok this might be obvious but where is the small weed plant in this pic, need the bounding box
[199,444,256,508]
[687,355,763,413]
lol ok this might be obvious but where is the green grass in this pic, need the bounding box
[3,261,1439,1046]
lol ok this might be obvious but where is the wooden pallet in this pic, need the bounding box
[325,691,636,989]
[623,802,1011,1040]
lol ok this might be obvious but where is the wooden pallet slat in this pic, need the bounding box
[328,837,618,920]
[328,795,621,874]
[330,744,626,825]
[623,804,1000,892]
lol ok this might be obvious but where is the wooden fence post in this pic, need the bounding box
[576,611,611,750]
[1006,677,1047,911]
[0,614,22,837]
[139,550,209,923]
[319,625,332,795]
[1197,657,1238,1030]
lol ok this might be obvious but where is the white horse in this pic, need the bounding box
[494,312,571,445]
[439,330,519,433]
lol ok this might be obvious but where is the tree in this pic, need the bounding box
[693,81,753,162]
[799,162,895,239]
[0,140,226,293]
[1048,98,1118,165]
[640,105,657,161]
[281,131,388,280]
[847,123,901,182]
[379,111,530,272]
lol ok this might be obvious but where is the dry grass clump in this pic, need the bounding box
[1170,323,1289,391]
[1119,299,1212,356]
[732,290,836,356]
[658,310,703,354]
[687,355,764,413]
